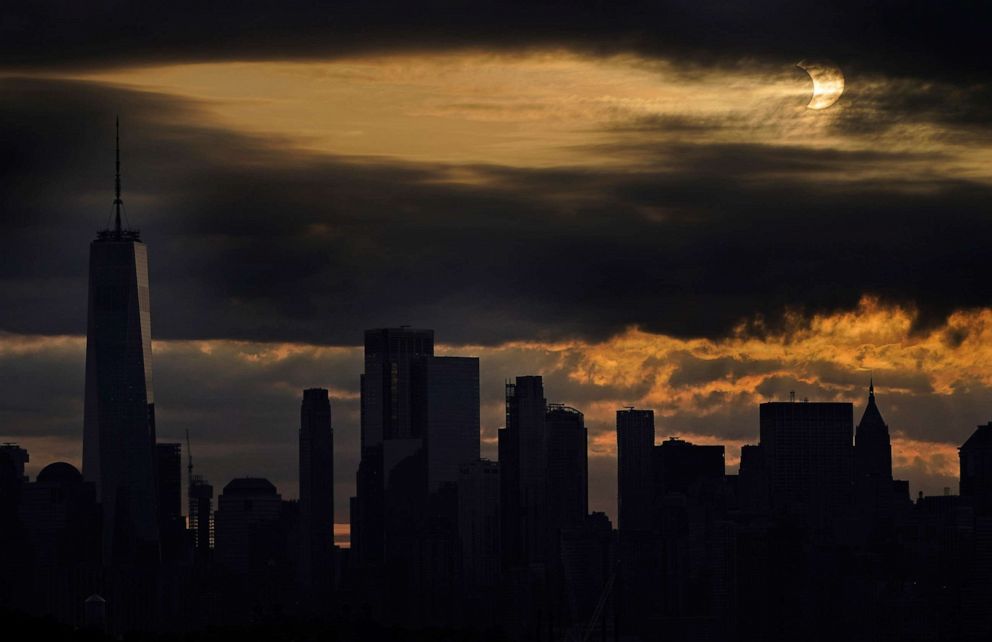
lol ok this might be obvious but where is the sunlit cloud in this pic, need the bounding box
[54,52,990,184]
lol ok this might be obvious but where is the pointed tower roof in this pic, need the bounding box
[857,378,888,432]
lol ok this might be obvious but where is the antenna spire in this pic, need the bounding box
[869,375,874,397]
[114,116,122,234]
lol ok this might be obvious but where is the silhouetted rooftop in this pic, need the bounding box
[223,477,277,495]
[36,461,82,485]
[961,421,992,451]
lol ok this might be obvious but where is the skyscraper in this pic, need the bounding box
[0,444,28,484]
[213,478,282,573]
[546,404,588,535]
[155,444,182,527]
[413,356,481,492]
[351,328,482,625]
[353,327,434,564]
[737,443,770,513]
[155,443,184,559]
[853,381,896,533]
[362,327,436,445]
[855,380,893,482]
[458,459,501,609]
[616,409,655,533]
[653,437,725,497]
[300,388,334,587]
[499,375,548,567]
[185,431,213,558]
[760,401,853,530]
[960,421,992,514]
[82,119,159,562]
[188,476,213,556]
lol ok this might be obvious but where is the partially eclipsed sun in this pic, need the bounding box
[797,59,845,110]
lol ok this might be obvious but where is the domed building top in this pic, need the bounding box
[37,461,83,485]
[223,477,277,495]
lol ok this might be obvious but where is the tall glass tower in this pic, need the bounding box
[82,119,159,563]
[300,387,334,587]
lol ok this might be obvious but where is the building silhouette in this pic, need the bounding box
[559,512,614,640]
[82,119,159,564]
[960,421,992,514]
[457,458,501,625]
[653,437,724,498]
[737,443,770,513]
[184,430,213,559]
[213,478,283,574]
[854,380,893,482]
[353,327,434,566]
[759,401,853,533]
[188,475,213,556]
[546,404,588,535]
[499,375,548,568]
[350,328,481,625]
[616,409,655,533]
[299,388,334,590]
[18,462,101,623]
[414,356,480,492]
[851,381,906,545]
[155,443,185,560]
[0,443,28,483]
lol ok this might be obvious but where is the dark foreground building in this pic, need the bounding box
[961,421,992,513]
[759,401,854,534]
[350,328,481,627]
[617,408,655,533]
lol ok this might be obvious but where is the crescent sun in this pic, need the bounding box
[797,59,844,110]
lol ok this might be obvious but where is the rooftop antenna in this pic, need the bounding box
[789,390,796,403]
[113,116,122,234]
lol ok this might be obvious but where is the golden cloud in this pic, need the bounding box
[2,296,985,495]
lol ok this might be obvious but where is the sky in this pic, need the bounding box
[2,2,991,540]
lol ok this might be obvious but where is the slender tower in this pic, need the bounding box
[616,408,655,533]
[300,388,334,587]
[82,118,159,563]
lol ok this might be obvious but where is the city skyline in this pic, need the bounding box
[3,3,992,536]
[3,3,992,639]
[3,305,983,541]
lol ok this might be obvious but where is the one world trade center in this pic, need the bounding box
[82,118,159,564]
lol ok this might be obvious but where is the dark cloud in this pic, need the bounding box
[2,77,992,345]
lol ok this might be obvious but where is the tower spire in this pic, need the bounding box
[114,116,122,234]
[869,375,874,397]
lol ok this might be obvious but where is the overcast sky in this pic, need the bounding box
[2,2,990,533]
